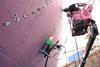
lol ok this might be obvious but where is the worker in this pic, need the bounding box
[63,3,79,14]
[63,3,95,36]
[41,36,54,57]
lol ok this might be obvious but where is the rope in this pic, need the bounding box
[86,0,95,5]
[74,37,81,64]
[67,17,77,67]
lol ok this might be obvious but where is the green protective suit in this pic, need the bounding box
[44,38,54,48]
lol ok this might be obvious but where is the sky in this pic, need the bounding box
[57,0,100,67]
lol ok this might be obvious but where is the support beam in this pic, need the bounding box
[80,23,99,67]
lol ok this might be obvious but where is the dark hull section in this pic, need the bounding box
[0,0,62,67]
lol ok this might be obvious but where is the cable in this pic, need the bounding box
[67,17,77,67]
[74,37,81,64]
[86,0,95,5]
[71,38,78,67]
[68,18,80,64]
[68,15,82,66]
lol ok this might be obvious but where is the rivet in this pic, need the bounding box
[37,8,41,11]
[23,14,28,19]
[3,21,11,26]
[11,14,21,22]
[31,12,35,15]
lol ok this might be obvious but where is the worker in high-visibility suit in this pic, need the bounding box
[41,36,54,57]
